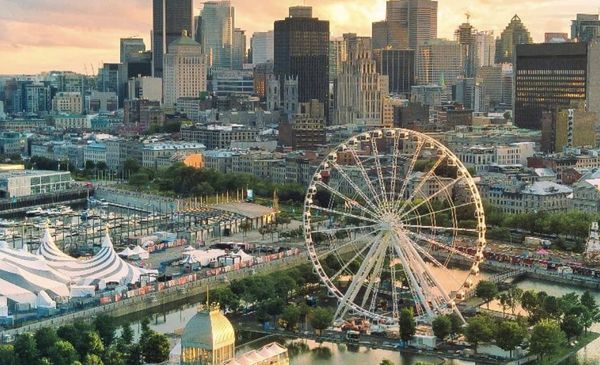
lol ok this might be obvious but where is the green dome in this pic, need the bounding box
[181,307,235,350]
[169,30,202,48]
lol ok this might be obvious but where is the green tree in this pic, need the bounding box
[80,331,104,358]
[141,333,170,364]
[561,315,584,339]
[35,327,59,358]
[0,345,17,365]
[465,315,495,348]
[399,308,416,343]
[125,344,143,365]
[448,313,464,338]
[310,307,333,335]
[102,347,125,365]
[281,305,301,331]
[96,162,108,171]
[475,281,498,309]
[495,321,527,357]
[432,315,452,340]
[84,354,105,365]
[94,314,116,347]
[581,291,597,312]
[123,159,141,175]
[120,324,134,346]
[48,340,79,365]
[530,320,566,361]
[211,287,240,312]
[85,160,96,170]
[129,172,150,188]
[13,333,39,365]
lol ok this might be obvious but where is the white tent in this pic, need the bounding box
[188,249,226,266]
[36,290,56,309]
[236,250,254,263]
[70,285,96,298]
[118,247,134,257]
[0,278,37,306]
[131,246,149,260]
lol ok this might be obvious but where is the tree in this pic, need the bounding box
[0,345,17,365]
[120,324,134,346]
[96,162,108,171]
[399,308,416,343]
[581,291,597,312]
[85,160,96,170]
[94,314,116,347]
[102,347,125,365]
[495,321,527,358]
[84,354,105,365]
[310,307,333,335]
[380,360,395,365]
[141,333,170,364]
[125,344,143,365]
[464,315,495,348]
[123,159,141,175]
[79,331,104,358]
[475,281,498,309]
[561,315,584,339]
[48,340,79,365]
[432,315,452,340]
[13,333,39,365]
[530,320,566,361]
[281,305,301,331]
[35,327,59,358]
[448,313,464,338]
[211,287,240,312]
[264,298,285,322]
[129,172,150,188]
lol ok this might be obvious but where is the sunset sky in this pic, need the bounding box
[0,0,597,75]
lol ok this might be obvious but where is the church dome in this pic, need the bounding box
[181,306,236,351]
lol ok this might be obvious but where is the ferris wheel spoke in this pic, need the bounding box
[309,205,380,225]
[361,238,388,312]
[314,180,379,218]
[330,161,382,215]
[330,240,374,282]
[335,235,387,320]
[311,223,380,236]
[399,177,467,221]
[404,230,473,260]
[317,228,383,258]
[370,136,389,208]
[408,236,464,294]
[393,139,425,213]
[390,232,435,318]
[402,201,474,225]
[403,224,478,234]
[388,132,401,206]
[347,146,386,209]
[388,246,401,319]
[397,150,447,216]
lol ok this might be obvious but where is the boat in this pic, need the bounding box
[25,207,44,217]
[0,219,17,227]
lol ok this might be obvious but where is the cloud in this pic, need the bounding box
[0,0,597,74]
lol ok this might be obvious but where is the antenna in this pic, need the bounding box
[465,12,471,23]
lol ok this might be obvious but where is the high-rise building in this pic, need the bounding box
[232,28,247,69]
[335,51,389,125]
[127,76,163,102]
[253,62,274,99]
[200,1,235,70]
[251,31,274,65]
[541,104,597,153]
[371,0,437,51]
[475,31,496,68]
[416,39,462,86]
[495,15,532,64]
[163,31,207,107]
[98,63,120,95]
[478,64,513,112]
[514,42,599,129]
[278,99,326,150]
[343,33,372,60]
[152,0,194,78]
[329,39,348,81]
[119,38,152,103]
[373,49,415,95]
[455,22,476,78]
[274,6,329,120]
[571,14,600,43]
[120,38,146,63]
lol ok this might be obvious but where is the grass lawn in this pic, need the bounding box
[538,332,600,365]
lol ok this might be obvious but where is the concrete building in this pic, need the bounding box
[571,14,600,43]
[329,39,348,82]
[163,31,207,107]
[54,114,91,130]
[181,124,259,149]
[282,76,299,118]
[495,15,533,64]
[124,99,164,131]
[142,142,205,169]
[274,6,329,121]
[455,21,477,78]
[105,139,144,171]
[253,62,274,99]
[200,1,235,69]
[416,39,462,86]
[0,170,73,199]
[52,92,83,114]
[232,28,247,70]
[251,31,274,65]
[84,142,107,165]
[279,99,326,150]
[152,0,193,77]
[541,106,597,153]
[86,91,118,113]
[372,0,438,50]
[475,31,496,68]
[373,49,415,95]
[210,70,253,97]
[127,76,163,102]
[571,170,600,212]
[335,51,389,126]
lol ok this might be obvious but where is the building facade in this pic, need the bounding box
[495,15,533,64]
[152,0,193,77]
[200,1,235,70]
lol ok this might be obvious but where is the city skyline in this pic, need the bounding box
[0,0,597,74]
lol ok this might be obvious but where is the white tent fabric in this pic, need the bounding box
[0,261,69,297]
[70,285,96,298]
[235,250,254,263]
[131,246,149,260]
[36,290,56,309]
[118,247,133,257]
[187,249,226,267]
[0,278,37,305]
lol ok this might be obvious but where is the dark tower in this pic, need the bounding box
[152,0,193,78]
[274,6,330,121]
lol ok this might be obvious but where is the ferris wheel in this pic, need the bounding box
[303,128,486,324]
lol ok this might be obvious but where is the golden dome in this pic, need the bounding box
[181,306,235,351]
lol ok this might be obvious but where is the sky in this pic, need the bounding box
[0,0,597,75]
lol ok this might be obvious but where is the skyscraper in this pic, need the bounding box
[251,31,275,65]
[200,1,235,70]
[475,31,496,68]
[416,39,462,86]
[163,31,207,107]
[455,22,476,78]
[152,0,193,78]
[495,15,532,64]
[513,42,596,129]
[372,0,437,51]
[373,49,415,95]
[120,38,146,63]
[274,6,329,120]
[232,28,247,70]
[571,14,600,43]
